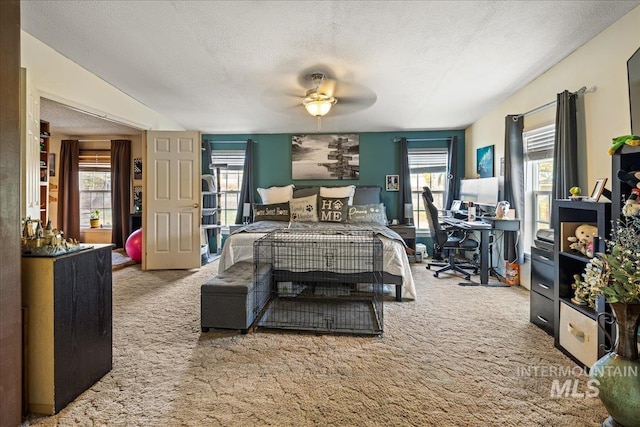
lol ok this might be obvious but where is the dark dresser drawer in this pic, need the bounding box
[530,246,554,299]
[530,290,554,336]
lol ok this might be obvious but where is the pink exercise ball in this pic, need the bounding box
[125,228,143,263]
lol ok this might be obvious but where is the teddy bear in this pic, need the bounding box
[622,189,640,217]
[567,223,598,258]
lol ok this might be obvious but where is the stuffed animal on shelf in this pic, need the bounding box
[567,223,598,258]
[608,134,640,155]
[618,170,640,190]
[622,189,640,217]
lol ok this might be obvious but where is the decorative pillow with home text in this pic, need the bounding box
[319,197,348,223]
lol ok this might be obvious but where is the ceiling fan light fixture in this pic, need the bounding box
[302,92,337,117]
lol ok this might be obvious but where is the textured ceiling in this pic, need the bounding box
[40,98,142,136]
[22,1,640,135]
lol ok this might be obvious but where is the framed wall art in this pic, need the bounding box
[134,158,142,180]
[291,134,359,180]
[476,145,494,178]
[386,175,399,191]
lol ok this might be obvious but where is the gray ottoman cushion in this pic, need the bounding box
[201,262,271,332]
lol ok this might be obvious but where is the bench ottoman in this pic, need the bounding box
[201,262,271,334]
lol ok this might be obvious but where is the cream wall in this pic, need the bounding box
[21,31,184,132]
[465,5,640,186]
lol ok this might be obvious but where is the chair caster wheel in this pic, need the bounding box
[426,265,431,270]
[434,272,439,278]
[464,276,470,281]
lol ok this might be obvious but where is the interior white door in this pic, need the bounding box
[144,131,201,270]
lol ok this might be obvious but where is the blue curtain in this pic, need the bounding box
[399,137,411,223]
[503,115,524,264]
[235,139,254,224]
[444,136,459,210]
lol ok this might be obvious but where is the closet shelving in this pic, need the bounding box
[39,120,50,223]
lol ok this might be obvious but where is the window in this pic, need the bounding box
[210,150,245,227]
[79,150,112,228]
[408,148,448,230]
[523,124,555,251]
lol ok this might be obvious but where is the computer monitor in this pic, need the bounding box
[459,177,499,207]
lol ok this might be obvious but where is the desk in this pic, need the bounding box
[441,217,520,284]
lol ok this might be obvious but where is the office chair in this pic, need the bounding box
[422,187,479,281]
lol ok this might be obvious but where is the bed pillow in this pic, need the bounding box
[257,184,294,204]
[347,203,388,225]
[319,197,348,223]
[289,194,318,222]
[253,203,290,222]
[353,186,382,205]
[320,185,356,205]
[292,186,319,199]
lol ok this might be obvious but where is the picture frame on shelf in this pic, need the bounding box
[48,153,55,177]
[589,178,608,202]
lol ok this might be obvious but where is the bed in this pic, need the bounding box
[220,222,415,300]
[218,183,416,301]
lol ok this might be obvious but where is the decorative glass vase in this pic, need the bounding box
[589,303,640,427]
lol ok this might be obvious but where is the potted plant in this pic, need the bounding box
[89,210,100,228]
[583,215,640,427]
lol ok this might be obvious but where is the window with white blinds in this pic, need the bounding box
[210,149,245,226]
[524,124,555,160]
[408,148,448,230]
[79,150,112,228]
[523,124,555,252]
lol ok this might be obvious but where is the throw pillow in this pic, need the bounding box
[319,197,348,223]
[257,184,295,204]
[289,194,318,222]
[347,203,388,225]
[253,203,290,222]
[320,185,356,205]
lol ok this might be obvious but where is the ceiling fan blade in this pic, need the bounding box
[261,88,302,113]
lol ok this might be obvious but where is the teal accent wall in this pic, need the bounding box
[203,130,465,220]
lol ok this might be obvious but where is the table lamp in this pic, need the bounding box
[404,203,414,226]
[243,203,251,224]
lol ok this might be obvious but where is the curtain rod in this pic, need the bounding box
[394,137,452,143]
[207,140,257,144]
[515,85,597,120]
[78,139,112,142]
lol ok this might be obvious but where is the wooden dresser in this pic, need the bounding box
[22,244,113,415]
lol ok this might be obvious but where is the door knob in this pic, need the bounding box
[192,203,199,208]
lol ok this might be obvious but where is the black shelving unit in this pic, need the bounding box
[611,144,640,220]
[553,199,612,368]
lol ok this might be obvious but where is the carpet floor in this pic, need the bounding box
[111,248,137,271]
[23,260,608,426]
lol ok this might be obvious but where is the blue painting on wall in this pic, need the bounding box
[476,145,494,178]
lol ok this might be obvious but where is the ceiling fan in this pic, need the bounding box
[261,65,377,131]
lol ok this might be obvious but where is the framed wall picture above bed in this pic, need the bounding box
[291,134,359,180]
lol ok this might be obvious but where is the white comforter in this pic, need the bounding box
[219,221,416,300]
